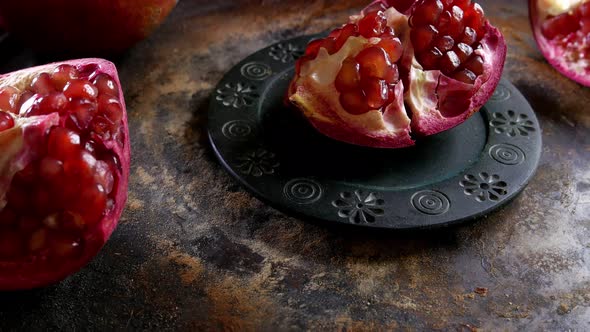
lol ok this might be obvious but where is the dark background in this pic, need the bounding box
[0,0,589,330]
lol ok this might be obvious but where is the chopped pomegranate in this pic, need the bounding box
[531,0,590,86]
[289,0,506,147]
[0,59,130,290]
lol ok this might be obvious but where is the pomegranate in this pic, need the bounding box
[288,0,506,148]
[0,0,177,55]
[530,0,590,86]
[0,59,130,290]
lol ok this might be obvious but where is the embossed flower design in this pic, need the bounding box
[490,110,536,137]
[236,149,279,177]
[332,190,385,224]
[269,43,304,63]
[216,82,259,108]
[460,172,508,202]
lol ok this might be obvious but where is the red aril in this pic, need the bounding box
[0,59,130,290]
[288,0,506,147]
[530,0,590,86]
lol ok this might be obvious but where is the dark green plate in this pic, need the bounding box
[208,35,542,229]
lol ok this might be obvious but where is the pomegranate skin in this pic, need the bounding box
[529,0,590,87]
[0,0,177,55]
[0,59,131,290]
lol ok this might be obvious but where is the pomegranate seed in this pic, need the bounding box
[18,216,40,234]
[0,231,24,259]
[68,99,97,130]
[43,214,60,229]
[0,87,20,113]
[381,26,396,38]
[95,161,115,194]
[76,184,107,226]
[63,79,98,100]
[52,64,80,90]
[339,91,370,115]
[25,92,68,116]
[0,208,18,227]
[39,157,64,181]
[356,47,393,80]
[465,3,485,38]
[447,6,465,39]
[92,74,119,97]
[30,73,56,95]
[440,50,461,75]
[50,235,82,258]
[454,42,474,63]
[461,26,478,45]
[18,93,38,115]
[464,54,484,75]
[541,13,579,40]
[411,25,438,53]
[59,211,86,232]
[363,78,389,109]
[304,39,323,58]
[433,35,455,52]
[335,58,361,92]
[29,229,48,252]
[14,163,36,184]
[320,37,337,55]
[377,37,404,63]
[90,116,115,139]
[0,112,15,132]
[98,94,123,124]
[411,0,444,27]
[418,47,444,70]
[358,10,387,38]
[47,127,81,160]
[333,24,357,53]
[579,2,590,17]
[6,186,29,212]
[33,188,53,216]
[63,151,97,181]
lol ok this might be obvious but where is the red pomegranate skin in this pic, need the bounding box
[288,0,507,148]
[0,0,178,55]
[529,0,590,87]
[0,59,130,290]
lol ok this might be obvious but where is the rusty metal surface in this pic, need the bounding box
[0,0,589,330]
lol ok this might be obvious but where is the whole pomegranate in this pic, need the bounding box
[0,0,177,55]
[288,0,506,148]
[530,0,590,86]
[0,59,130,290]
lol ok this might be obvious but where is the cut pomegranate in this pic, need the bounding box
[288,0,506,147]
[530,0,590,86]
[0,59,130,290]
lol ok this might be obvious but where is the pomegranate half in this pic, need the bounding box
[288,0,507,148]
[0,59,130,290]
[530,0,590,86]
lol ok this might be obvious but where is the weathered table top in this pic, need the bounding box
[1,0,589,330]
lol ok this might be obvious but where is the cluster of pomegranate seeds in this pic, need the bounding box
[542,2,590,62]
[409,0,486,83]
[0,64,123,262]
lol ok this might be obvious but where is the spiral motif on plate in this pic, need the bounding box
[240,62,272,80]
[411,190,450,215]
[283,178,323,204]
[490,84,511,102]
[489,144,525,165]
[222,120,253,140]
